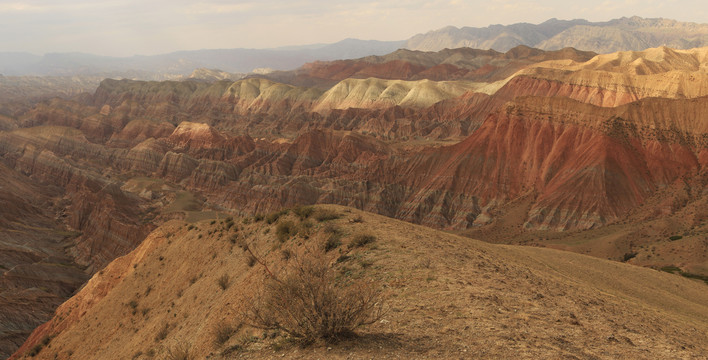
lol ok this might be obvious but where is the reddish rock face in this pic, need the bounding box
[263,46,598,88]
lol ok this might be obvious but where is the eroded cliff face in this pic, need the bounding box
[7,94,702,233]
[0,162,88,359]
[3,47,705,235]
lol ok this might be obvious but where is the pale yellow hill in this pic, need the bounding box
[517,46,708,100]
[14,205,708,359]
[221,78,323,113]
[223,78,322,102]
[313,78,484,112]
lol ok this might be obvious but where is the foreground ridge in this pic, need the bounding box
[11,206,708,359]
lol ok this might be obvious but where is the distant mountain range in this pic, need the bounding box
[0,39,405,78]
[406,16,708,53]
[2,16,707,80]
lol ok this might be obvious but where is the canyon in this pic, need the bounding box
[1,44,707,358]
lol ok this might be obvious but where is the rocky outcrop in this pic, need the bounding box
[165,122,255,160]
[108,119,175,148]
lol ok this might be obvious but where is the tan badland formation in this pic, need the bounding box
[313,78,486,111]
[512,46,708,106]
[92,46,708,121]
[11,206,708,359]
[0,47,702,272]
[2,45,707,357]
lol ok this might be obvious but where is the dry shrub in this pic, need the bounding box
[217,274,230,290]
[324,234,342,252]
[350,234,376,248]
[276,221,296,242]
[281,249,292,260]
[266,210,288,224]
[245,249,384,344]
[349,215,364,223]
[155,322,170,342]
[293,205,315,220]
[165,343,191,360]
[213,322,240,346]
[323,223,343,252]
[313,209,340,222]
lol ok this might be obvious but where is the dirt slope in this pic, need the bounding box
[12,205,708,359]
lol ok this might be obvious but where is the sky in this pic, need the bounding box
[1,0,706,57]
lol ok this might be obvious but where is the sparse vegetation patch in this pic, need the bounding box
[314,209,340,222]
[245,249,384,344]
[213,322,239,346]
[217,274,230,290]
[27,336,51,357]
[165,343,191,360]
[660,265,708,284]
[350,233,376,248]
[266,209,288,224]
[323,224,343,252]
[293,205,315,220]
[276,220,296,242]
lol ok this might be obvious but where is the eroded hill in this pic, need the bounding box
[11,206,708,359]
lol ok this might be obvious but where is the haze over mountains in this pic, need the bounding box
[3,16,708,80]
[0,39,405,78]
[407,16,708,53]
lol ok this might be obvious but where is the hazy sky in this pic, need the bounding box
[1,0,706,57]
